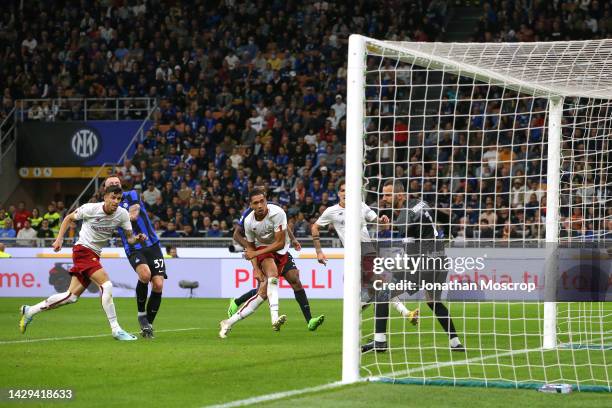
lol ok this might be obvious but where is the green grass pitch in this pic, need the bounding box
[0,298,609,407]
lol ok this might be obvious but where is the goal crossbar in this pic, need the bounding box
[365,38,612,99]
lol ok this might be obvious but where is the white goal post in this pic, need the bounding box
[343,34,612,390]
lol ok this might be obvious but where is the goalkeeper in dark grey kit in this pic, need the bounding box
[362,180,465,353]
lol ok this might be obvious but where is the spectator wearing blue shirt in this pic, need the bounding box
[203,110,217,134]
[185,109,201,132]
[305,144,318,164]
[278,185,292,206]
[275,146,289,166]
[214,146,227,168]
[0,218,16,238]
[169,169,183,191]
[325,181,338,204]
[318,167,330,188]
[160,222,180,238]
[142,131,157,152]
[165,123,180,144]
[184,173,198,190]
[160,104,178,124]
[269,170,282,191]
[207,220,222,237]
[309,179,324,204]
[233,171,249,195]
[114,40,129,60]
[166,146,181,168]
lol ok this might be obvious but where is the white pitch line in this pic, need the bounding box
[208,336,612,407]
[204,381,351,408]
[0,327,204,345]
[204,347,547,407]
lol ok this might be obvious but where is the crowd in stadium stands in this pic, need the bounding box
[0,202,66,244]
[0,0,448,240]
[0,0,610,243]
[474,0,612,42]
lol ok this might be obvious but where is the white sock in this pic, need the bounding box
[267,277,279,323]
[100,281,121,333]
[228,295,265,326]
[450,336,462,347]
[391,296,409,317]
[27,291,78,317]
[374,333,387,342]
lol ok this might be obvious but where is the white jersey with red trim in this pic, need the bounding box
[74,202,132,255]
[315,202,377,246]
[244,204,290,255]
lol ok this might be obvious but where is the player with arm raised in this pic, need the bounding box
[227,189,324,332]
[311,179,419,322]
[218,188,287,337]
[105,177,166,339]
[19,184,146,340]
[226,202,301,316]
[219,189,325,338]
[361,180,464,353]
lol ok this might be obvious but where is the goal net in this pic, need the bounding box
[343,35,611,392]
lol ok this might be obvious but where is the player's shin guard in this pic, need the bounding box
[427,301,458,339]
[136,280,148,314]
[27,291,78,316]
[267,277,279,323]
[147,291,162,324]
[101,281,120,333]
[293,289,312,322]
[228,294,265,326]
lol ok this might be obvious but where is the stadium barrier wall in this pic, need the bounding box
[0,248,608,299]
[0,253,344,299]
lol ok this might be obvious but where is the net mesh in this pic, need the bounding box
[357,38,611,390]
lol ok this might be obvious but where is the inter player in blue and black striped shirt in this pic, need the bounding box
[105,177,166,338]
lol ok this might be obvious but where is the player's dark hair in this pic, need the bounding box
[337,178,345,190]
[104,184,123,195]
[249,187,266,201]
[254,183,267,193]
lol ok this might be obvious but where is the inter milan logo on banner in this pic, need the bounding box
[71,128,100,158]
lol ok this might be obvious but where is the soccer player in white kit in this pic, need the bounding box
[311,179,419,323]
[219,188,291,338]
[19,184,147,341]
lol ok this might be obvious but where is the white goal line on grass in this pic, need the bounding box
[204,381,349,408]
[204,344,555,407]
[0,327,204,345]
